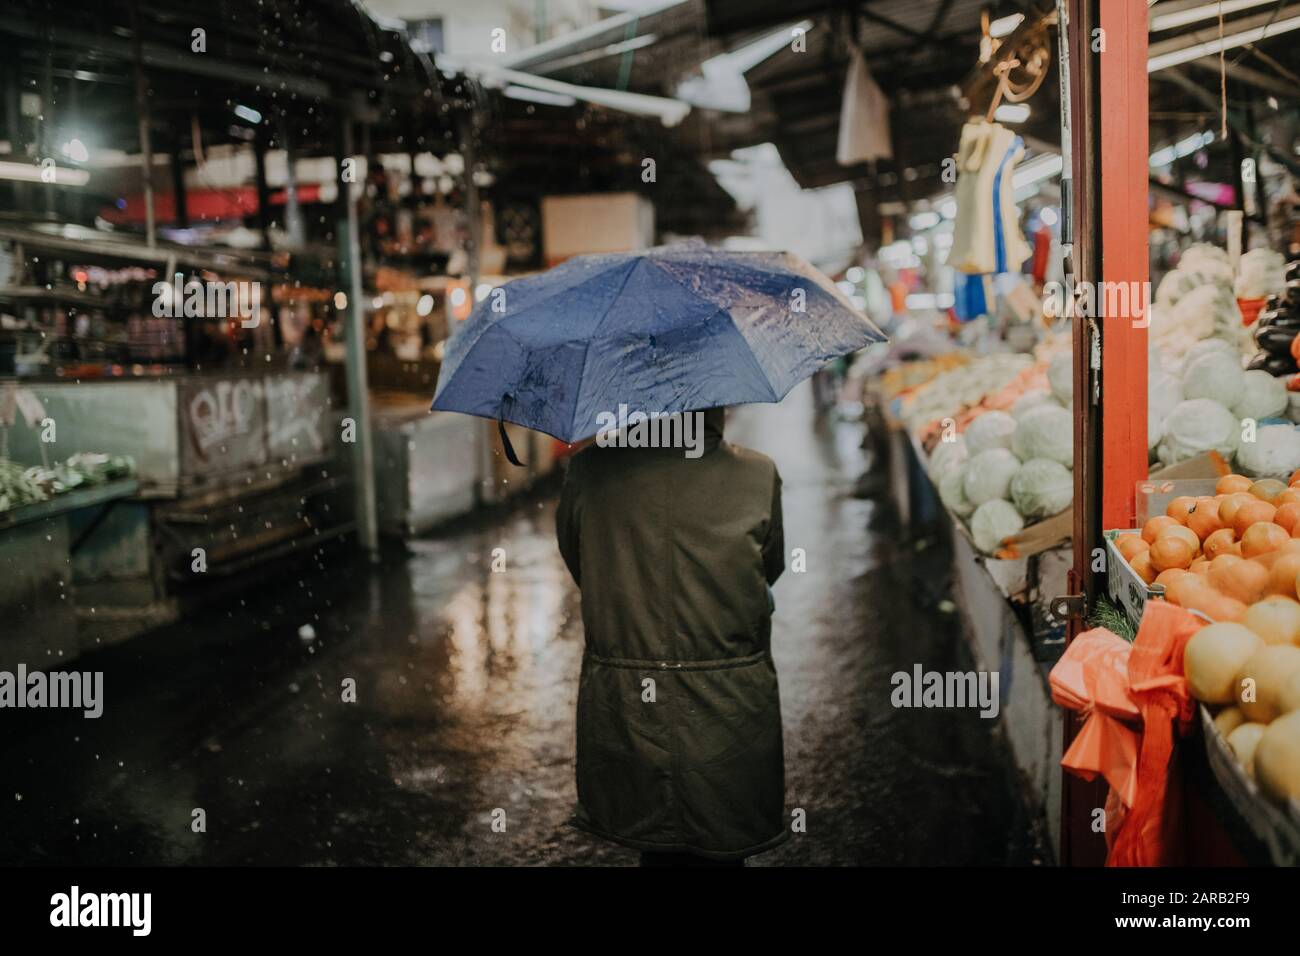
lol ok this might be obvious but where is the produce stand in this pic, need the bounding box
[855,0,1300,864]
[372,394,482,535]
[2,370,344,652]
[0,477,138,670]
[869,371,1072,858]
[1038,0,1300,864]
[1195,704,1300,866]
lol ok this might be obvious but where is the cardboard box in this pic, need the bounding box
[541,193,654,266]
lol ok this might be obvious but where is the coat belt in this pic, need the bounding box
[583,649,770,671]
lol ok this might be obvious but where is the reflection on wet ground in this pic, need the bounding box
[0,383,1045,865]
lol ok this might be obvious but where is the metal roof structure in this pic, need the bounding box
[1,0,471,159]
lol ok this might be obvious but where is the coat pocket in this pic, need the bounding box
[671,656,785,853]
[575,656,678,845]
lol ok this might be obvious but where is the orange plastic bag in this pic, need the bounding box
[1106,601,1200,867]
[1050,627,1140,808]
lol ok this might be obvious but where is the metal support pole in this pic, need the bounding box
[458,110,494,504]
[4,61,25,212]
[42,28,54,217]
[282,121,304,248]
[170,138,188,228]
[338,119,379,556]
[130,1,156,247]
[1062,0,1108,869]
[253,134,272,250]
[460,113,482,294]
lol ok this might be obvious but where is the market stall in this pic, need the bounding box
[843,0,1300,865]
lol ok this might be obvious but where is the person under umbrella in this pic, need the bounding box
[556,405,785,864]
[431,243,884,864]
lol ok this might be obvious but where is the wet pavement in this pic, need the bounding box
[0,382,1046,865]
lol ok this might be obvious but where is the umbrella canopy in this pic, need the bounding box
[431,242,886,443]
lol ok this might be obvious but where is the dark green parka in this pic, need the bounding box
[556,408,787,860]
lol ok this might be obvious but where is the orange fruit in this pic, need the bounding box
[1211,552,1243,571]
[1218,492,1255,528]
[1275,502,1300,534]
[1189,557,1211,576]
[1166,496,1198,523]
[1231,499,1277,538]
[1290,468,1300,487]
[1251,478,1288,502]
[1270,552,1300,596]
[1166,574,1207,607]
[1181,586,1247,622]
[1129,551,1157,585]
[1154,568,1190,590]
[1218,474,1254,495]
[1242,521,1290,558]
[1203,528,1238,561]
[1150,536,1195,572]
[1116,533,1149,561]
[1253,549,1282,571]
[1275,488,1300,507]
[1156,523,1201,554]
[1143,515,1180,543]
[1187,501,1224,541]
[1213,558,1271,605]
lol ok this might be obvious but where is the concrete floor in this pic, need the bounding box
[0,383,1046,865]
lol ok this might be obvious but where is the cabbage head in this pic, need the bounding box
[1009,458,1073,520]
[1234,424,1300,478]
[1011,405,1074,466]
[971,499,1025,554]
[1232,369,1287,423]
[963,410,1017,456]
[1156,398,1238,466]
[963,448,1021,506]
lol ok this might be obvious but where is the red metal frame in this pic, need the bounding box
[1061,0,1149,866]
[1098,0,1149,530]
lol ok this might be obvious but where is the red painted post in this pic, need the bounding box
[1098,0,1149,530]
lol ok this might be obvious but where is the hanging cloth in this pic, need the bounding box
[836,46,893,165]
[952,272,991,321]
[947,121,1031,276]
[993,135,1032,274]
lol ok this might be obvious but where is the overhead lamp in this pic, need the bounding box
[1148,12,1300,71]
[1149,129,1214,166]
[1150,0,1275,32]
[0,160,88,186]
[503,85,577,108]
[60,138,89,163]
[233,104,262,125]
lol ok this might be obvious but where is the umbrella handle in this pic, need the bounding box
[498,416,526,468]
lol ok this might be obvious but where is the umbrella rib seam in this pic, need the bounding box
[643,259,781,402]
[570,260,642,436]
[438,261,633,396]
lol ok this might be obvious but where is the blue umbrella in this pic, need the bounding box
[431,243,886,455]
